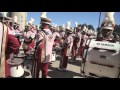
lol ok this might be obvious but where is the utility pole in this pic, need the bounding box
[98,12,101,28]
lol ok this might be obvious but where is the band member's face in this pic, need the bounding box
[101,29,113,37]
[14,25,16,29]
[4,21,9,25]
[52,28,56,32]
[0,17,3,22]
[17,26,19,29]
[41,23,50,29]
[66,32,71,36]
[25,26,27,29]
[26,26,30,30]
[82,31,85,35]
[76,29,79,32]
[9,22,13,26]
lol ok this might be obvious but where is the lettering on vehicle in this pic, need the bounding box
[96,43,114,47]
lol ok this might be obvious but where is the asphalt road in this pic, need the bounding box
[23,55,85,78]
[17,41,85,78]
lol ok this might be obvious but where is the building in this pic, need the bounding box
[8,12,27,31]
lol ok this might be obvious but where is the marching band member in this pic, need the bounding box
[86,29,90,38]
[49,25,61,64]
[59,24,66,48]
[60,24,66,39]
[13,16,22,54]
[71,26,82,62]
[4,16,20,59]
[58,21,73,71]
[97,12,115,41]
[81,12,119,78]
[80,26,88,58]
[0,13,20,78]
[52,24,60,48]
[4,19,15,36]
[71,22,82,62]
[14,24,22,54]
[32,12,55,78]
[22,23,35,54]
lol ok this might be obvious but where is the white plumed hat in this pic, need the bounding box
[83,26,87,32]
[66,21,71,30]
[75,22,78,27]
[31,18,35,22]
[0,12,13,21]
[0,12,8,17]
[66,21,72,33]
[83,26,87,30]
[101,12,115,31]
[13,15,17,23]
[25,22,30,26]
[40,12,51,25]
[62,24,65,29]
[40,12,47,18]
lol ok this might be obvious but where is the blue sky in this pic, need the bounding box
[27,12,120,30]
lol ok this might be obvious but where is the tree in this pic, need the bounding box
[97,27,101,32]
[114,25,120,33]
[59,26,63,30]
[87,25,95,31]
[78,23,95,31]
[113,24,120,36]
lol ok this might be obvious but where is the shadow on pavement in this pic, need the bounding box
[48,66,83,78]
[56,55,82,67]
[68,60,82,67]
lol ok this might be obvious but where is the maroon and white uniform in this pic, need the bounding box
[76,31,82,50]
[82,34,89,47]
[32,29,55,78]
[80,34,88,57]
[72,31,82,60]
[59,34,73,69]
[32,29,37,35]
[14,28,23,54]
[7,25,16,36]
[0,22,20,78]
[14,29,21,36]
[53,31,60,47]
[23,30,35,53]
[60,31,65,38]
[53,31,60,38]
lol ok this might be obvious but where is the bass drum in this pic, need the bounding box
[81,39,120,78]
[7,58,24,77]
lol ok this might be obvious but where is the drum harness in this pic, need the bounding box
[34,30,49,62]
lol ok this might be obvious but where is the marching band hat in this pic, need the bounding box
[101,12,115,31]
[65,21,73,33]
[25,22,30,27]
[40,12,51,25]
[0,13,12,21]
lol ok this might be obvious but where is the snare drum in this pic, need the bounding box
[7,58,24,77]
[14,53,26,58]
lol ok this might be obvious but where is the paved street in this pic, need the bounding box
[23,55,85,78]
[16,41,85,78]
